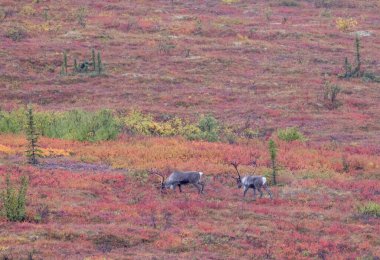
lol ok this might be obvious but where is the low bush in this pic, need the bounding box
[277,127,306,142]
[0,108,222,142]
[197,114,220,142]
[357,202,380,218]
[279,0,298,7]
[0,108,27,133]
[336,17,357,32]
[123,111,220,142]
[5,26,28,41]
[1,175,28,222]
[362,71,380,83]
[323,81,341,109]
[42,109,120,141]
[314,0,333,8]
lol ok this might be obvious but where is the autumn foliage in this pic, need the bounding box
[0,0,379,258]
[0,133,379,258]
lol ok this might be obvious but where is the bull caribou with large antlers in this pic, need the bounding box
[231,160,272,199]
[150,169,204,194]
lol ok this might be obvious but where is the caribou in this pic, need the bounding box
[231,161,272,199]
[150,169,205,194]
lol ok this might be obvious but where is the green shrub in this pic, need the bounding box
[197,115,220,142]
[243,128,259,139]
[0,108,27,133]
[277,127,306,142]
[280,0,298,7]
[1,175,28,222]
[362,72,380,83]
[323,81,341,109]
[1,108,224,142]
[0,108,119,141]
[5,26,27,41]
[180,124,202,140]
[357,202,380,218]
[76,7,87,28]
[42,109,119,141]
[314,0,333,8]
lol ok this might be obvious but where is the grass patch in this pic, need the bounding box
[0,108,119,142]
[357,202,380,218]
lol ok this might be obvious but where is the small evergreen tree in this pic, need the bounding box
[343,57,352,78]
[341,34,363,79]
[97,51,102,75]
[64,52,68,75]
[352,34,362,77]
[92,49,96,71]
[25,105,41,165]
[74,58,78,73]
[269,139,277,185]
[60,51,68,75]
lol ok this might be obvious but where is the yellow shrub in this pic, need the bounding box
[124,110,156,135]
[123,111,204,140]
[25,22,61,33]
[0,145,15,155]
[236,34,252,45]
[222,0,240,4]
[40,148,71,157]
[21,5,36,16]
[336,17,358,32]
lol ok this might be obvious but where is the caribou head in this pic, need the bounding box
[149,168,205,194]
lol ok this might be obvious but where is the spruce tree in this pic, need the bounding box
[343,57,352,78]
[25,105,41,165]
[74,58,78,73]
[269,139,277,185]
[97,51,102,75]
[61,51,68,75]
[63,51,68,75]
[92,49,96,71]
[353,34,361,77]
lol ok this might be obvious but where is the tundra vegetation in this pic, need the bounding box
[0,0,379,259]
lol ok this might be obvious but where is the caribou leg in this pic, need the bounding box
[192,183,202,194]
[178,184,182,193]
[243,187,249,197]
[199,181,205,194]
[263,185,273,199]
[258,188,264,198]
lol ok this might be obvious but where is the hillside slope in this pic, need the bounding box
[0,0,379,145]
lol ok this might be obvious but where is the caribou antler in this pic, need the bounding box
[149,168,165,188]
[230,161,241,179]
[249,150,259,174]
[251,159,257,175]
